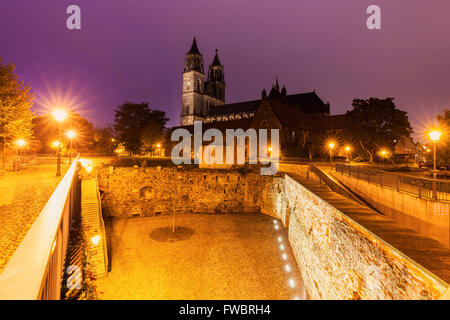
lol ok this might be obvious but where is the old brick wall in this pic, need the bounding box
[284,174,447,300]
[97,166,276,218]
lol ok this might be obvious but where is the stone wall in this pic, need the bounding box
[284,174,447,300]
[97,164,448,299]
[97,166,280,219]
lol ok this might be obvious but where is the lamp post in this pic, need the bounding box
[15,139,26,157]
[52,109,68,176]
[428,130,442,179]
[15,139,26,171]
[66,130,76,165]
[328,142,335,169]
[345,146,351,162]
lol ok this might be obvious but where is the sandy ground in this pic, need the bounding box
[96,214,306,300]
[0,164,68,273]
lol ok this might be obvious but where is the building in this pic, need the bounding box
[175,37,348,159]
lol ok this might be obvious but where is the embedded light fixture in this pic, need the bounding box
[288,278,296,288]
[91,235,101,246]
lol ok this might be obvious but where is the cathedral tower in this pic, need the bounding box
[181,37,206,125]
[205,49,226,102]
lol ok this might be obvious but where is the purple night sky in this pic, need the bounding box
[0,0,449,142]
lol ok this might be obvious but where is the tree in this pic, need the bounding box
[33,112,95,153]
[0,59,34,168]
[345,98,413,162]
[92,125,117,153]
[436,109,450,166]
[113,102,168,155]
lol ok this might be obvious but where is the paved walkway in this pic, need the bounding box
[289,172,450,283]
[96,214,306,300]
[0,164,68,273]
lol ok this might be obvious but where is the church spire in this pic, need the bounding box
[211,49,222,66]
[184,37,204,73]
[188,37,201,55]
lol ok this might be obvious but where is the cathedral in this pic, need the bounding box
[177,37,347,159]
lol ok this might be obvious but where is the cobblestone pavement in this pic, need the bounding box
[0,164,68,273]
[96,214,306,300]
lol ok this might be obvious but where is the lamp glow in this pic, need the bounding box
[66,130,76,139]
[52,109,68,122]
[428,130,442,142]
[16,139,26,147]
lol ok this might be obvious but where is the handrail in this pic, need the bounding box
[0,155,80,300]
[335,163,450,202]
[309,164,366,206]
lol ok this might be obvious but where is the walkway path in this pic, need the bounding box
[289,172,450,283]
[96,214,306,299]
[0,164,68,273]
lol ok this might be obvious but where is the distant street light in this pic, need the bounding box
[378,148,390,163]
[345,145,351,161]
[15,139,26,156]
[52,109,68,176]
[66,130,76,165]
[428,130,442,179]
[328,142,335,168]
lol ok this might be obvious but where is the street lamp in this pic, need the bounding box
[328,142,335,168]
[428,130,442,179]
[52,109,68,176]
[15,139,26,156]
[66,130,76,165]
[345,145,351,161]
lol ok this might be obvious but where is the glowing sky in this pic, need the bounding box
[0,0,449,142]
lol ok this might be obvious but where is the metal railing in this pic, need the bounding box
[309,164,366,206]
[0,155,80,300]
[335,163,450,202]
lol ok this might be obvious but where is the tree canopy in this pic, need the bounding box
[33,111,95,153]
[113,102,168,155]
[345,98,413,162]
[0,59,34,166]
[436,109,450,165]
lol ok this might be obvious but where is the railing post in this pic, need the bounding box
[418,179,421,198]
[396,176,400,192]
[433,180,437,200]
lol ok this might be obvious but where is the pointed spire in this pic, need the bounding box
[211,48,222,66]
[188,37,201,55]
[272,77,280,92]
[262,88,267,98]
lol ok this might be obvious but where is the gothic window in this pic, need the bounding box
[186,81,191,91]
[184,104,189,114]
[198,79,202,91]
